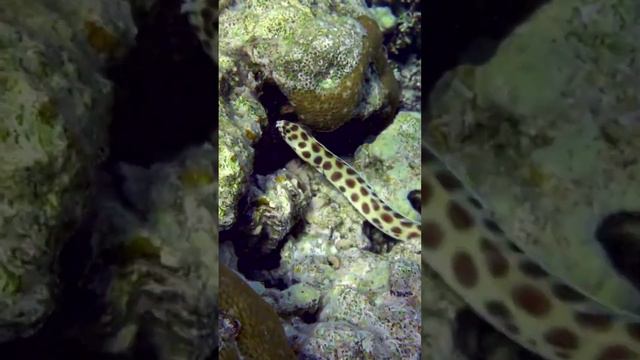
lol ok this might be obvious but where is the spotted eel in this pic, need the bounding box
[181,0,640,358]
[278,118,640,359]
[421,142,640,360]
[276,120,421,242]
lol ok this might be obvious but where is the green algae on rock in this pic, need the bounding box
[218,93,266,230]
[369,6,397,34]
[210,0,399,131]
[276,282,322,316]
[353,111,421,225]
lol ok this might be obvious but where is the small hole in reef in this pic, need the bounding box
[362,222,401,254]
[299,308,319,324]
[596,211,640,291]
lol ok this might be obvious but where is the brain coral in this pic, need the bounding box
[219,264,296,360]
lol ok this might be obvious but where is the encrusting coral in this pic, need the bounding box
[271,112,422,358]
[286,15,400,131]
[205,0,400,131]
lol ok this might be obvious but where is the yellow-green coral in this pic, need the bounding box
[218,100,255,228]
[369,6,397,33]
[287,15,400,131]
[219,264,296,360]
[120,235,162,262]
[0,265,21,295]
[216,0,399,131]
[179,167,215,188]
[287,62,364,131]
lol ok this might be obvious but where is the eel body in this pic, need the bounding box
[276,120,421,242]
[277,118,640,360]
[420,142,640,360]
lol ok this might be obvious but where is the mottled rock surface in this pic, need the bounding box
[0,0,136,341]
[72,144,218,359]
[219,264,295,360]
[218,93,266,230]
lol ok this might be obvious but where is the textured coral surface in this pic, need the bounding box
[219,264,295,360]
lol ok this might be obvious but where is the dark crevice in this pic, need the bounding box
[299,307,320,324]
[225,214,308,280]
[454,307,543,360]
[106,0,217,168]
[596,211,640,292]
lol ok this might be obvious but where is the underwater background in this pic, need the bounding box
[1,0,640,359]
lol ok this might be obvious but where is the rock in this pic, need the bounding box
[241,164,313,254]
[219,264,295,360]
[198,0,399,132]
[218,93,266,230]
[0,0,136,341]
[70,145,218,359]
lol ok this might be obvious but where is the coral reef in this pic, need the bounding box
[213,109,421,359]
[218,92,266,230]
[200,0,408,233]
[298,320,389,358]
[369,0,421,56]
[395,55,422,111]
[283,14,399,131]
[240,165,313,254]
[212,0,399,131]
[182,0,420,357]
[353,111,421,225]
[70,144,218,358]
[275,119,420,243]
[0,0,136,341]
[273,282,322,316]
[257,111,422,359]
